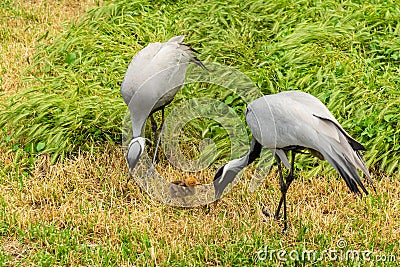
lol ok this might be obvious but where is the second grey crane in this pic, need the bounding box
[213,91,374,232]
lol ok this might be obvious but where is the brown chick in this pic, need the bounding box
[169,177,201,198]
[171,177,201,187]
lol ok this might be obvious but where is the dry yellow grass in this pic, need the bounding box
[0,0,101,96]
[1,144,399,265]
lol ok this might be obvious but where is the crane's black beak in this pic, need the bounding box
[126,137,145,172]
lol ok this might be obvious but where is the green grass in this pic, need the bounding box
[0,0,399,266]
[0,0,399,173]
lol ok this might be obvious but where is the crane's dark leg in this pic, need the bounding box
[274,151,296,220]
[159,108,165,135]
[274,156,288,233]
[151,108,165,166]
[150,114,158,146]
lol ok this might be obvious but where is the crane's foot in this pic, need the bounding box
[281,223,288,234]
[262,208,271,218]
[262,207,288,233]
[262,208,282,220]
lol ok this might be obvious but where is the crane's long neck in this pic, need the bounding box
[126,90,157,138]
[130,113,146,138]
[213,137,262,199]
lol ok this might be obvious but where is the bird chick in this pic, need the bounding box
[169,177,201,198]
[171,177,201,187]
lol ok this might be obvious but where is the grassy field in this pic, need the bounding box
[1,0,399,266]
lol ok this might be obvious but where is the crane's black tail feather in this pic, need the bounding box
[180,43,207,70]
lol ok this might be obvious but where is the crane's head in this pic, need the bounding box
[213,162,239,200]
[126,137,146,171]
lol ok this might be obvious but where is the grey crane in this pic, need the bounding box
[121,35,205,171]
[213,90,375,232]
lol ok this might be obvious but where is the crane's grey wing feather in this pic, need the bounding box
[313,115,365,150]
[285,92,373,192]
[245,91,372,194]
[316,129,369,194]
[312,115,374,189]
[288,92,371,177]
[168,35,185,43]
[120,42,164,105]
[280,91,363,150]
